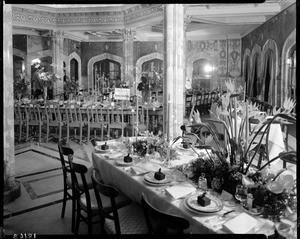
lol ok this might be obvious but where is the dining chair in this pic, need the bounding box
[65,103,86,145]
[14,103,26,142]
[91,174,147,234]
[24,103,43,143]
[68,156,132,235]
[86,105,107,141]
[57,141,76,232]
[108,105,127,139]
[141,193,190,234]
[44,102,65,143]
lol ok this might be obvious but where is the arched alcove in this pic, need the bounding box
[67,51,82,87]
[187,52,218,92]
[135,52,163,94]
[261,39,279,105]
[281,29,296,105]
[242,48,251,95]
[249,44,262,97]
[87,53,124,91]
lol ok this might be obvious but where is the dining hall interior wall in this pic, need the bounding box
[186,39,242,91]
[241,3,296,105]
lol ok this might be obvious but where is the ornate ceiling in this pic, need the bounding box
[12,2,295,42]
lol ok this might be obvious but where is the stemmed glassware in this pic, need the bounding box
[235,184,247,206]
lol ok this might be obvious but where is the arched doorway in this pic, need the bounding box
[93,59,121,93]
[70,58,78,81]
[192,58,214,91]
[252,54,259,98]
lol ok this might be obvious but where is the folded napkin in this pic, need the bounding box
[165,182,196,199]
[106,152,123,160]
[223,212,257,234]
[131,162,162,175]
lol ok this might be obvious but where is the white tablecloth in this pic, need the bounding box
[92,139,275,235]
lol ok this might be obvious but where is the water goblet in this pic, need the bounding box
[235,184,247,207]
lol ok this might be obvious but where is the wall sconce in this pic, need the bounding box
[286,58,292,65]
[105,44,109,51]
[154,44,158,51]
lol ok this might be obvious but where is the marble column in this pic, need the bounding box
[52,30,65,96]
[163,4,185,140]
[123,28,135,94]
[3,3,21,204]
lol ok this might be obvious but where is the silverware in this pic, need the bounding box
[219,210,235,219]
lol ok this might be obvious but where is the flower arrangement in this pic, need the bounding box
[184,78,297,198]
[14,78,29,99]
[64,79,79,96]
[242,159,297,222]
[36,70,60,89]
[125,133,178,159]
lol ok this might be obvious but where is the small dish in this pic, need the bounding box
[242,206,262,216]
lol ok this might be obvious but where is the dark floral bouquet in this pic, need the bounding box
[242,160,297,222]
[14,78,29,99]
[64,79,79,96]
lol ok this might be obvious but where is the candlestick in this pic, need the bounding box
[234,98,238,144]
[245,100,249,155]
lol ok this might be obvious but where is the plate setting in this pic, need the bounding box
[144,171,173,185]
[185,193,223,213]
[94,145,116,154]
[115,157,134,166]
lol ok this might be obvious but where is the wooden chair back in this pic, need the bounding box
[141,193,190,234]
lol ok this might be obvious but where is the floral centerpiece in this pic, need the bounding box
[64,78,79,99]
[183,78,296,199]
[125,132,178,160]
[242,153,297,222]
[14,77,30,100]
[34,67,60,100]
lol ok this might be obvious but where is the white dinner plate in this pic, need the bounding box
[143,179,170,187]
[144,171,173,185]
[115,158,134,166]
[183,198,217,215]
[186,193,223,213]
[94,145,112,154]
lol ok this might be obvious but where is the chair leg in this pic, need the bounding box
[75,201,80,235]
[88,216,93,235]
[66,126,70,145]
[71,192,76,232]
[79,126,83,145]
[18,124,22,142]
[61,184,67,218]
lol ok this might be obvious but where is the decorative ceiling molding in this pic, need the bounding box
[124,4,163,25]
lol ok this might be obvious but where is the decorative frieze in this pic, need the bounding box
[124,4,163,25]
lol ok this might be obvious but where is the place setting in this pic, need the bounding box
[143,168,174,187]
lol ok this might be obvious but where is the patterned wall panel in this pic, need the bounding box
[81,42,123,76]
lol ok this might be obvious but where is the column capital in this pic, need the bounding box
[122,28,136,39]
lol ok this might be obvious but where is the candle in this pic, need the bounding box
[234,98,238,144]
[121,100,124,138]
[146,103,149,132]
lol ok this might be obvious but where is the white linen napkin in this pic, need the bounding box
[130,162,162,175]
[222,212,257,234]
[165,182,196,199]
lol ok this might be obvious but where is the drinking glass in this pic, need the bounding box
[235,184,247,206]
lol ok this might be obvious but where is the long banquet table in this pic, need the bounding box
[92,138,277,235]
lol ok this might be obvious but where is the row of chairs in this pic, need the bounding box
[186,91,219,117]
[58,141,190,234]
[14,102,153,145]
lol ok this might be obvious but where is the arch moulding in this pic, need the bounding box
[242,48,251,93]
[87,53,124,90]
[249,44,262,97]
[67,51,82,87]
[261,39,279,105]
[135,52,163,93]
[281,29,296,105]
[186,52,218,81]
